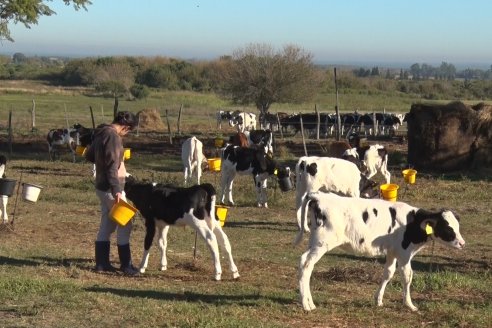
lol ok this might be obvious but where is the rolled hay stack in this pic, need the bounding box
[137,108,165,131]
[406,101,492,172]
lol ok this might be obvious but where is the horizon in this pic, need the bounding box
[1,0,491,70]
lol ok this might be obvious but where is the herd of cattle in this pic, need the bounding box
[177,124,464,312]
[12,111,464,312]
[217,109,406,137]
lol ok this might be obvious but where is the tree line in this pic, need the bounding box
[1,48,492,109]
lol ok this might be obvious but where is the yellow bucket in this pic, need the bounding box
[208,158,221,172]
[214,138,224,148]
[380,183,399,202]
[216,205,229,227]
[123,148,131,160]
[110,199,138,226]
[75,145,86,156]
[402,169,417,184]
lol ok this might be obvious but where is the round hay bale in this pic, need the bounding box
[137,108,165,131]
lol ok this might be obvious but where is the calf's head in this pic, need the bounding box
[359,175,378,198]
[403,209,465,250]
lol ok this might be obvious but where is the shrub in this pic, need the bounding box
[130,83,150,99]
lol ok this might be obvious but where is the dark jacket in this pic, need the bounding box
[85,124,124,196]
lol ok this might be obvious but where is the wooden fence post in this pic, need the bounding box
[315,104,320,140]
[89,106,96,129]
[113,97,118,119]
[300,114,307,156]
[8,110,13,155]
[334,67,341,141]
[165,109,172,145]
[31,99,36,132]
[276,112,283,139]
[177,104,183,135]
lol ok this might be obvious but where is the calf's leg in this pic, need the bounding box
[212,225,240,279]
[186,214,222,281]
[158,224,170,271]
[374,254,397,307]
[1,195,8,223]
[400,260,418,311]
[139,218,156,273]
[298,244,330,311]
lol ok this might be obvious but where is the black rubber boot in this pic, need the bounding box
[94,241,117,273]
[117,244,140,276]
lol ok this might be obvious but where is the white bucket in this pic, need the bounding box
[22,183,43,203]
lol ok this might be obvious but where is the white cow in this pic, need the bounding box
[181,136,206,185]
[296,191,465,312]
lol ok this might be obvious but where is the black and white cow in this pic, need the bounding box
[294,156,378,233]
[342,144,391,184]
[216,110,235,129]
[220,145,278,208]
[244,129,274,155]
[124,177,240,281]
[229,111,257,132]
[47,127,78,162]
[296,191,465,312]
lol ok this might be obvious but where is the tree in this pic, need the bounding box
[410,63,421,80]
[219,43,321,115]
[0,0,91,41]
[12,52,27,63]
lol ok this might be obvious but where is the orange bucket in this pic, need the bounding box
[110,199,137,226]
[75,145,87,156]
[380,183,399,202]
[402,169,417,184]
[208,158,221,172]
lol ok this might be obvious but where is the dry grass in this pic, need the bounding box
[0,143,490,327]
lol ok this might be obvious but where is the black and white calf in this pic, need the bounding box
[244,129,274,155]
[342,144,391,184]
[295,156,378,233]
[229,111,257,132]
[216,110,235,129]
[296,191,465,312]
[124,177,240,281]
[47,127,78,162]
[220,145,278,208]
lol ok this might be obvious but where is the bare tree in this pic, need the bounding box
[219,43,322,116]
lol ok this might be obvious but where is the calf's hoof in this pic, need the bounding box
[232,271,240,279]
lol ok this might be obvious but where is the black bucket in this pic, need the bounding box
[278,176,293,192]
[0,178,17,197]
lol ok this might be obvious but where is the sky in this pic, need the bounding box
[1,0,491,68]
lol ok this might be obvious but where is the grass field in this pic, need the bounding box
[0,84,491,327]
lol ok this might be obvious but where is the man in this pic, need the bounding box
[85,111,139,275]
